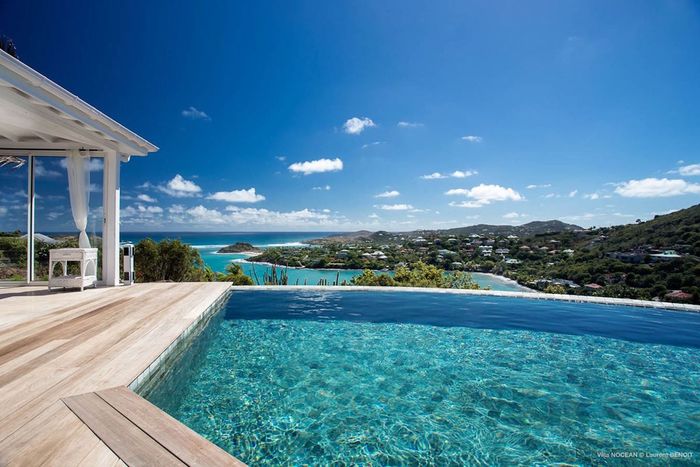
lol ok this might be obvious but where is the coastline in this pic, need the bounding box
[233,258,532,290]
[476,272,534,292]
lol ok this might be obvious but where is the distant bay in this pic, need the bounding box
[119,232,527,291]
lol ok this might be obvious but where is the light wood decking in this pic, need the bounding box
[0,282,245,466]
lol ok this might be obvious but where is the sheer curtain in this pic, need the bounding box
[66,149,91,248]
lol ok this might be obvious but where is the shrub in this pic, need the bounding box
[135,238,214,282]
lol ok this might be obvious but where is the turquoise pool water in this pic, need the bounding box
[144,291,700,465]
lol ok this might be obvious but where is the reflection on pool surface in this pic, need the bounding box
[144,291,700,465]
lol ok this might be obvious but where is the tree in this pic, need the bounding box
[135,238,214,282]
[219,263,253,285]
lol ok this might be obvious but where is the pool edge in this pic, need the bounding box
[228,285,700,313]
[128,288,232,394]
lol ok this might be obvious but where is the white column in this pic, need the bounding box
[26,155,35,283]
[102,150,121,286]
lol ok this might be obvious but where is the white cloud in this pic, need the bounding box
[375,204,414,211]
[288,158,343,175]
[614,178,700,198]
[421,172,448,180]
[461,135,482,143]
[186,205,225,223]
[158,174,202,197]
[368,213,380,219]
[374,190,400,198]
[137,204,163,214]
[343,117,375,135]
[678,163,700,176]
[451,170,477,178]
[503,212,526,219]
[275,155,287,161]
[397,121,424,128]
[527,184,551,189]
[362,141,384,149]
[544,193,558,199]
[181,106,210,121]
[207,188,265,203]
[313,185,331,191]
[137,194,156,203]
[445,184,523,208]
[584,193,600,200]
[34,161,61,178]
[569,189,578,197]
[421,170,477,180]
[0,206,7,216]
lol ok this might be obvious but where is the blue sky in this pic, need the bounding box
[1,0,700,232]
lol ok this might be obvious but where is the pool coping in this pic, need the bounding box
[229,285,700,313]
[129,289,232,393]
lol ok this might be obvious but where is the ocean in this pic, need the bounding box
[119,231,527,291]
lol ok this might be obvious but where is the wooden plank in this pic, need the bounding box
[0,283,233,464]
[97,386,245,467]
[75,441,122,467]
[62,392,185,466]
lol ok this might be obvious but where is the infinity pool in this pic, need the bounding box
[144,291,700,465]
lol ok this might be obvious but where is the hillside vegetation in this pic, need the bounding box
[251,204,700,303]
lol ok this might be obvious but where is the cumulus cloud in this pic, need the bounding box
[343,117,375,135]
[614,178,700,198]
[374,190,400,198]
[446,184,523,208]
[397,121,424,128]
[503,212,526,219]
[137,204,163,214]
[453,170,476,178]
[181,106,211,121]
[137,194,156,203]
[678,163,700,176]
[583,193,600,200]
[420,170,477,180]
[288,158,343,175]
[461,135,482,143]
[569,189,578,197]
[179,205,338,227]
[34,161,61,178]
[158,174,202,197]
[375,204,414,211]
[207,188,265,203]
[421,172,449,180]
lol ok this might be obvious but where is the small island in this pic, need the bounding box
[217,242,261,254]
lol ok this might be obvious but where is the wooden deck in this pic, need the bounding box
[0,282,245,466]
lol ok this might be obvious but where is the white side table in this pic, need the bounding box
[48,248,98,291]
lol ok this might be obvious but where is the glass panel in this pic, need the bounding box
[0,156,28,281]
[33,156,103,281]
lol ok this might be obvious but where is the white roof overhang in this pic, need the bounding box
[0,49,158,158]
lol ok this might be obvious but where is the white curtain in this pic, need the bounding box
[66,149,91,248]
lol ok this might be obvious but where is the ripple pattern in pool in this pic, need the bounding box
[145,291,700,465]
